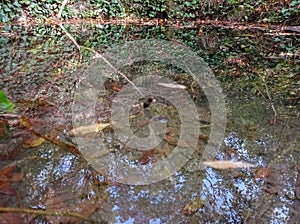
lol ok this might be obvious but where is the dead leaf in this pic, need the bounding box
[0,166,14,177]
[163,135,176,145]
[104,80,122,92]
[139,148,157,165]
[183,197,204,216]
[255,167,271,180]
[69,123,111,136]
[22,136,45,148]
[0,164,23,195]
[203,160,255,170]
[0,181,16,195]
[0,212,22,224]
[44,187,99,224]
[158,83,187,89]
[198,133,209,142]
[224,146,238,156]
[0,120,8,140]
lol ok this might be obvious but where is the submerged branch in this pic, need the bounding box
[0,207,105,223]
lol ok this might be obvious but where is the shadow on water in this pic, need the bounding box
[0,23,299,223]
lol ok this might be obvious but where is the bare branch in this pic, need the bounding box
[56,0,144,96]
[0,207,100,223]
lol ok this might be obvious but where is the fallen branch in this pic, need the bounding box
[56,0,144,96]
[0,207,104,224]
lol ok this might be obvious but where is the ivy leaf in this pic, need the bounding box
[0,90,15,112]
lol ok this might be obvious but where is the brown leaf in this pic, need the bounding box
[198,133,209,142]
[0,120,8,140]
[0,172,23,182]
[22,136,45,148]
[255,167,271,180]
[44,188,99,224]
[203,160,255,170]
[183,197,204,216]
[0,165,14,177]
[139,148,157,165]
[163,135,176,144]
[0,165,23,195]
[0,181,16,195]
[0,212,22,224]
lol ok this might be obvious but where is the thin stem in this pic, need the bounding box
[56,0,144,97]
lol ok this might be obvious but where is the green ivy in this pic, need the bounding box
[0,0,22,23]
[0,90,15,112]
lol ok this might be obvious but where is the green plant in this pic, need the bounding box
[0,91,15,112]
[281,0,300,18]
[81,0,125,19]
[0,0,22,23]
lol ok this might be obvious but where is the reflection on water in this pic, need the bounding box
[0,23,298,223]
[0,95,296,223]
[0,91,295,224]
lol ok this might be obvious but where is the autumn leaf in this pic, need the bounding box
[44,187,99,224]
[183,197,204,216]
[0,164,23,195]
[0,212,22,224]
[69,123,111,136]
[255,167,271,180]
[22,136,45,148]
[139,148,157,165]
[203,160,255,170]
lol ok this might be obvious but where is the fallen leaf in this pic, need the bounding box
[104,80,122,92]
[69,123,111,136]
[22,136,45,148]
[139,148,157,165]
[198,134,209,142]
[255,167,271,180]
[44,187,99,224]
[0,181,16,195]
[183,197,204,216]
[163,135,176,144]
[0,165,14,177]
[203,160,255,170]
[158,83,187,89]
[0,212,22,224]
[0,164,23,195]
[0,120,8,140]
[224,146,238,156]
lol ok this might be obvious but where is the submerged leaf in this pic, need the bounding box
[183,197,204,216]
[255,167,271,180]
[139,148,157,165]
[0,164,23,195]
[158,83,187,89]
[69,123,111,136]
[22,136,46,148]
[203,160,255,169]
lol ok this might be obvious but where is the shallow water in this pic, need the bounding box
[0,23,299,223]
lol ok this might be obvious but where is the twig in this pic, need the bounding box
[91,49,145,96]
[56,0,144,96]
[0,207,102,224]
[260,74,278,117]
[57,0,69,19]
[0,113,21,119]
